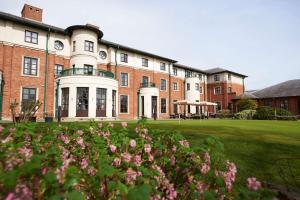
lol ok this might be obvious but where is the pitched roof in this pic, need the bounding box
[0,11,66,34]
[100,40,177,63]
[232,90,258,100]
[173,63,207,74]
[0,11,177,63]
[253,79,300,98]
[204,67,248,78]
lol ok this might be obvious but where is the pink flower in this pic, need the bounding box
[76,137,85,149]
[196,181,206,194]
[1,133,13,144]
[121,122,128,127]
[147,154,153,162]
[125,168,142,183]
[179,140,190,148]
[9,128,15,133]
[80,158,88,169]
[247,177,262,191]
[144,144,151,153]
[172,145,177,152]
[18,146,33,160]
[187,175,193,183]
[129,139,136,148]
[59,134,70,144]
[167,186,177,200]
[76,130,84,136]
[109,122,114,128]
[88,167,97,176]
[110,145,117,153]
[5,193,15,200]
[42,167,47,175]
[112,157,121,166]
[219,161,237,193]
[203,152,211,164]
[100,182,106,194]
[201,163,210,175]
[170,156,176,166]
[135,127,140,133]
[143,128,148,134]
[133,154,142,166]
[5,184,32,200]
[121,152,132,163]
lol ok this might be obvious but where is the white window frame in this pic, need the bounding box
[214,86,222,95]
[173,82,178,91]
[119,94,129,114]
[120,72,129,87]
[160,79,167,91]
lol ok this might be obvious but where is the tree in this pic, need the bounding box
[238,98,257,111]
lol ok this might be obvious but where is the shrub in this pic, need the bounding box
[254,106,296,120]
[238,98,257,111]
[216,109,233,119]
[234,110,256,120]
[0,121,274,199]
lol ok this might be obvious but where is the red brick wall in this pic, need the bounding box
[169,77,184,114]
[257,96,300,115]
[0,44,69,120]
[207,82,244,112]
[21,4,43,22]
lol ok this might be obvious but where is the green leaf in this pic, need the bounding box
[66,190,85,200]
[22,155,42,176]
[0,169,19,189]
[203,191,216,200]
[127,184,151,200]
[64,178,78,189]
[44,171,57,184]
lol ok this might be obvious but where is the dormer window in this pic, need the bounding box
[160,62,166,71]
[142,58,148,67]
[25,30,38,44]
[84,40,94,52]
[214,74,220,81]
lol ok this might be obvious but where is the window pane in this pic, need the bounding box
[120,95,128,113]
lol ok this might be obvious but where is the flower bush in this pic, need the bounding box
[0,120,275,199]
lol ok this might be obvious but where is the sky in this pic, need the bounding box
[1,0,300,90]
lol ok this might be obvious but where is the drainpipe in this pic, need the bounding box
[114,46,119,80]
[0,72,4,120]
[242,78,245,93]
[55,79,60,118]
[168,63,172,115]
[43,29,50,114]
[137,91,140,119]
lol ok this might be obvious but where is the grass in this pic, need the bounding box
[123,119,300,187]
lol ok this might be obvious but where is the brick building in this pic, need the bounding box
[233,79,300,115]
[0,4,246,121]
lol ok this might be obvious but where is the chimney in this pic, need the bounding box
[21,4,43,22]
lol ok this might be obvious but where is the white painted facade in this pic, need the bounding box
[185,77,201,114]
[139,87,159,118]
[58,75,118,119]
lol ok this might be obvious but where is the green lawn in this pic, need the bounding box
[124,119,300,187]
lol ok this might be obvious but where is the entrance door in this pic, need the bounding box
[61,88,69,117]
[173,100,178,114]
[96,88,106,117]
[112,90,116,117]
[151,96,157,119]
[196,106,199,114]
[298,97,300,115]
[141,96,145,116]
[76,87,89,117]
